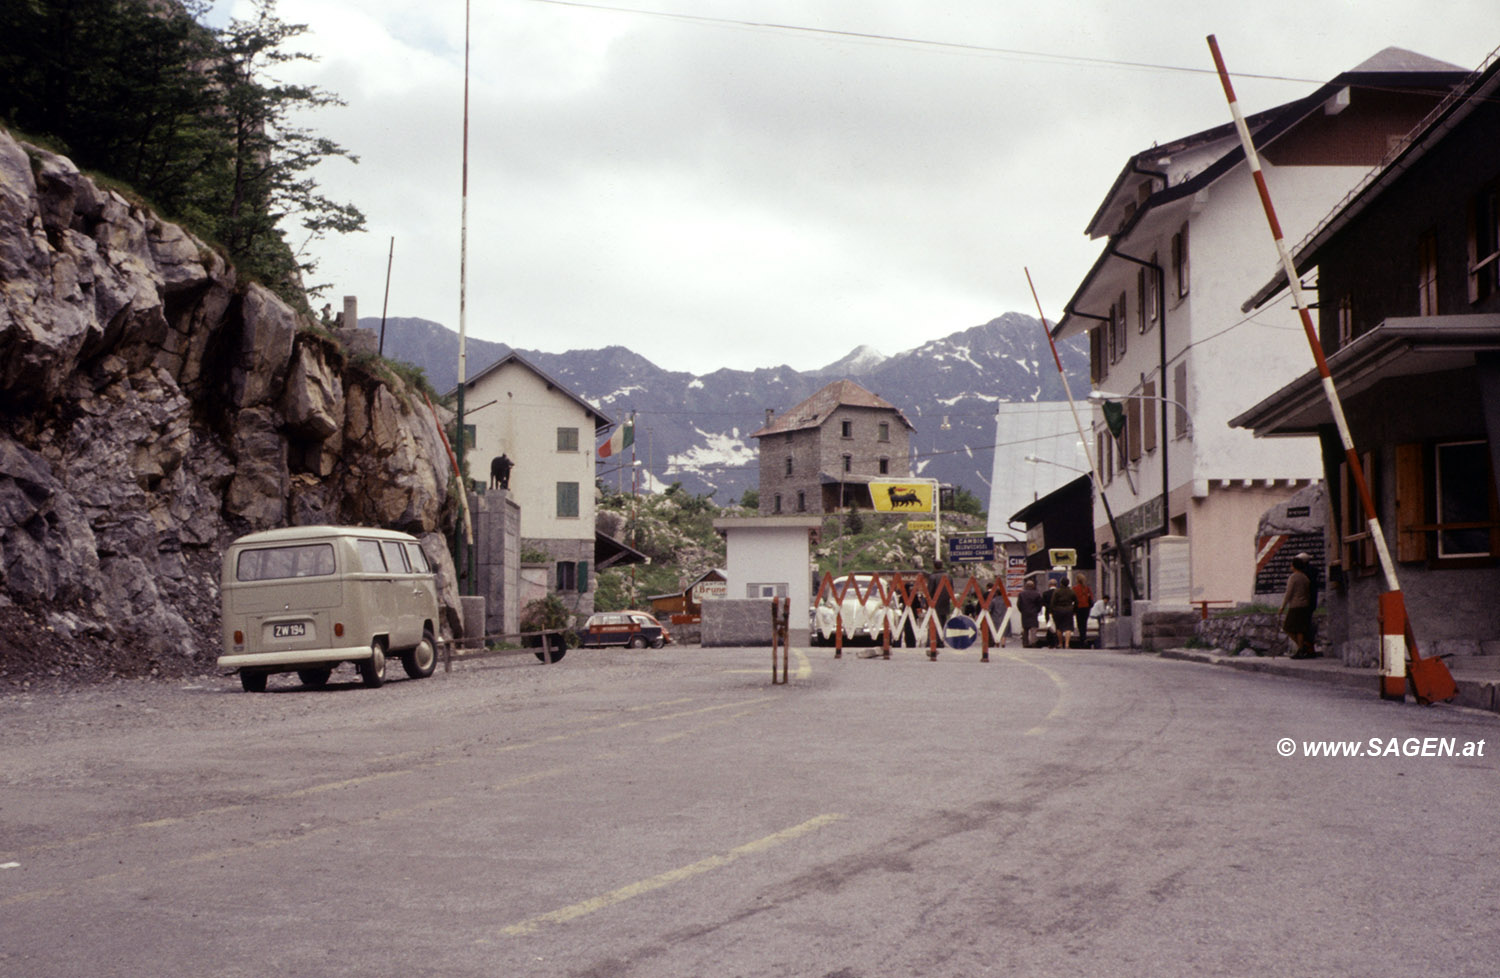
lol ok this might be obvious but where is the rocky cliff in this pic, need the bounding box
[0,127,461,683]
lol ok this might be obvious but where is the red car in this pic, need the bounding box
[580,611,671,649]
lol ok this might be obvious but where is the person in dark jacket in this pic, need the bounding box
[1016,577,1046,648]
[1050,574,1078,648]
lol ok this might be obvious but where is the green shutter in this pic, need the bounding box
[577,560,589,592]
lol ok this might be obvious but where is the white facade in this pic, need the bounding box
[455,353,612,614]
[985,403,1093,543]
[1054,54,1461,611]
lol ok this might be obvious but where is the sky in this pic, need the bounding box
[209,0,1498,375]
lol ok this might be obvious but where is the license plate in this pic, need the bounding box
[273,623,307,639]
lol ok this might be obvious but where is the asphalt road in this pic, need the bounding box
[2,644,1497,977]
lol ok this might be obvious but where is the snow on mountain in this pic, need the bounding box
[360,311,1088,506]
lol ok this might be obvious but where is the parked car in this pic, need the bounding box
[218,526,440,691]
[812,573,904,646]
[580,611,671,649]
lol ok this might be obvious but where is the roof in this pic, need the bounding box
[231,525,418,545]
[1057,49,1470,340]
[447,350,614,431]
[1230,314,1500,436]
[1244,50,1500,312]
[750,379,915,438]
[1010,474,1092,525]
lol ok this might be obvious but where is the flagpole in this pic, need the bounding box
[1026,268,1139,601]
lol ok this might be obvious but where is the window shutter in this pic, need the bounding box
[1394,443,1427,562]
[577,560,589,593]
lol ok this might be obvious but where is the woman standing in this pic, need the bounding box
[1072,573,1094,648]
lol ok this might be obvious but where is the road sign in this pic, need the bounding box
[1049,548,1078,567]
[947,535,995,563]
[871,481,934,513]
[907,520,936,531]
[944,614,978,650]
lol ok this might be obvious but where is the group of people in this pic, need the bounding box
[1009,573,1095,649]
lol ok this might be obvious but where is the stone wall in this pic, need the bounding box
[702,599,777,647]
[1195,610,1330,657]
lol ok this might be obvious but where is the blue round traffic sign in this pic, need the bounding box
[944,614,978,650]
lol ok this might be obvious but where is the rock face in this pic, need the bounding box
[0,128,461,680]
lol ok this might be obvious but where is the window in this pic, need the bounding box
[1398,440,1500,562]
[748,583,787,598]
[1147,253,1160,327]
[796,490,806,512]
[404,543,430,573]
[237,544,336,582]
[380,540,410,572]
[784,456,794,476]
[357,539,386,572]
[842,454,852,473]
[773,493,783,514]
[1418,231,1438,317]
[461,424,476,451]
[1172,362,1189,439]
[1339,453,1378,574]
[841,420,853,438]
[1137,269,1148,334]
[557,560,589,591]
[1469,182,1500,303]
[1113,294,1127,361]
[1126,394,1142,463]
[1436,441,1495,558]
[1142,381,1158,454]
[556,427,579,452]
[556,481,580,518]
[878,422,890,442]
[1172,224,1190,299]
[1337,294,1354,349]
[878,457,890,475]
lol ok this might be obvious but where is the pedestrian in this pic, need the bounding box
[1050,574,1078,648]
[1016,577,1046,648]
[1279,553,1316,658]
[928,560,952,625]
[1072,573,1094,648]
[1040,577,1058,647]
[986,584,1016,648]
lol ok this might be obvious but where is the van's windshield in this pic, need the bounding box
[236,544,336,582]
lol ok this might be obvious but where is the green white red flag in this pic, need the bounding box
[598,417,634,458]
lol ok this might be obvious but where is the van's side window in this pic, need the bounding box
[380,540,410,572]
[405,543,430,573]
[357,539,386,572]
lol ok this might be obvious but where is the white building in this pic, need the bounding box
[1051,49,1467,625]
[452,351,614,618]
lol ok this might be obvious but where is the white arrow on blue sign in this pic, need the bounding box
[944,614,979,650]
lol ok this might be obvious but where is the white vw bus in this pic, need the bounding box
[219,526,440,692]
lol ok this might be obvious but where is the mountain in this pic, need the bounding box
[359,313,1089,506]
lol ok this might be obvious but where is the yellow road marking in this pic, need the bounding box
[497,813,847,937]
[995,651,1069,734]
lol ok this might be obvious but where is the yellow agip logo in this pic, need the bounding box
[871,481,933,513]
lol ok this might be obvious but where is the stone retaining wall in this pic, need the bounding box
[1195,611,1329,657]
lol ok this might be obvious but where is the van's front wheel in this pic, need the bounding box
[402,629,437,679]
[359,640,387,688]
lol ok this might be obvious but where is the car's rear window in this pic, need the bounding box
[236,544,336,582]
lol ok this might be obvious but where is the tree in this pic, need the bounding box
[0,0,364,306]
[208,0,365,301]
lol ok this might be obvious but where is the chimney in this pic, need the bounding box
[765,408,775,426]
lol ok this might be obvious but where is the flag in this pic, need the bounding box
[1101,400,1126,440]
[598,417,635,458]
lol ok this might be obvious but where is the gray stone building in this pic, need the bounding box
[751,380,915,515]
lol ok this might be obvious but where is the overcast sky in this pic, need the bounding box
[210,1,1498,375]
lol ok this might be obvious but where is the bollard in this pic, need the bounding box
[927,613,939,660]
[881,615,892,659]
[834,609,843,659]
[980,616,990,663]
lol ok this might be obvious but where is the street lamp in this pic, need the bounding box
[1087,389,1194,437]
[1024,454,1088,474]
